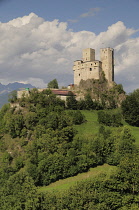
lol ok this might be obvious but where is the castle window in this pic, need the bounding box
[90,68,92,71]
[79,74,80,76]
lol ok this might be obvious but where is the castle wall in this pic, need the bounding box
[73,48,114,85]
[82,48,95,62]
[17,88,75,102]
[17,90,30,98]
[100,48,114,83]
[73,60,102,85]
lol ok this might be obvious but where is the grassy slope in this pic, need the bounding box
[74,110,100,138]
[38,109,139,193]
[75,110,139,144]
[38,164,116,192]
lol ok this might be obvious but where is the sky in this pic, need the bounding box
[0,0,139,92]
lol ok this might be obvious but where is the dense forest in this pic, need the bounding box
[0,84,139,209]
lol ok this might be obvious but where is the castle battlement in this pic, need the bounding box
[73,48,114,85]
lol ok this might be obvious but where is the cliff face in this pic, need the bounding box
[73,78,126,109]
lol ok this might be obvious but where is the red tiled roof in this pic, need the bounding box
[51,90,76,96]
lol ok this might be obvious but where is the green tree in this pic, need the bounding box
[24,112,38,130]
[66,93,77,110]
[77,99,86,110]
[0,171,39,210]
[8,90,17,103]
[45,112,59,130]
[84,93,94,110]
[118,126,135,156]
[47,79,59,89]
[98,110,123,127]
[115,84,125,94]
[0,104,10,134]
[27,88,39,105]
[66,110,85,125]
[7,112,25,138]
[121,89,139,126]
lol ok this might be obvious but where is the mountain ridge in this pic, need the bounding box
[0,82,36,107]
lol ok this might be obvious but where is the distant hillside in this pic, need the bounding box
[0,82,35,107]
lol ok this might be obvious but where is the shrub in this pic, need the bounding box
[66,110,85,125]
[98,110,123,127]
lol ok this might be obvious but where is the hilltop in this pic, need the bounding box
[0,80,139,209]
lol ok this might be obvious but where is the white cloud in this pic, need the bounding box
[68,19,78,23]
[80,8,101,18]
[8,13,44,27]
[19,78,47,88]
[0,13,139,92]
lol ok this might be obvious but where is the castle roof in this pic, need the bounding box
[51,89,76,96]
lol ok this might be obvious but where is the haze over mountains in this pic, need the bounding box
[0,82,35,107]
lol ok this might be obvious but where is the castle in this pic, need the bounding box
[73,48,114,85]
[16,47,114,101]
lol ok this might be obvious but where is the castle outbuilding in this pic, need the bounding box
[73,48,114,85]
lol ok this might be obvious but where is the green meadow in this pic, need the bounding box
[38,164,116,192]
[75,110,139,144]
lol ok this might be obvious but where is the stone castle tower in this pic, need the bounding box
[73,48,114,85]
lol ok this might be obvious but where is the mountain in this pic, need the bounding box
[0,82,35,95]
[0,82,36,108]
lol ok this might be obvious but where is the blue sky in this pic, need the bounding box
[1,0,139,33]
[0,0,139,92]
